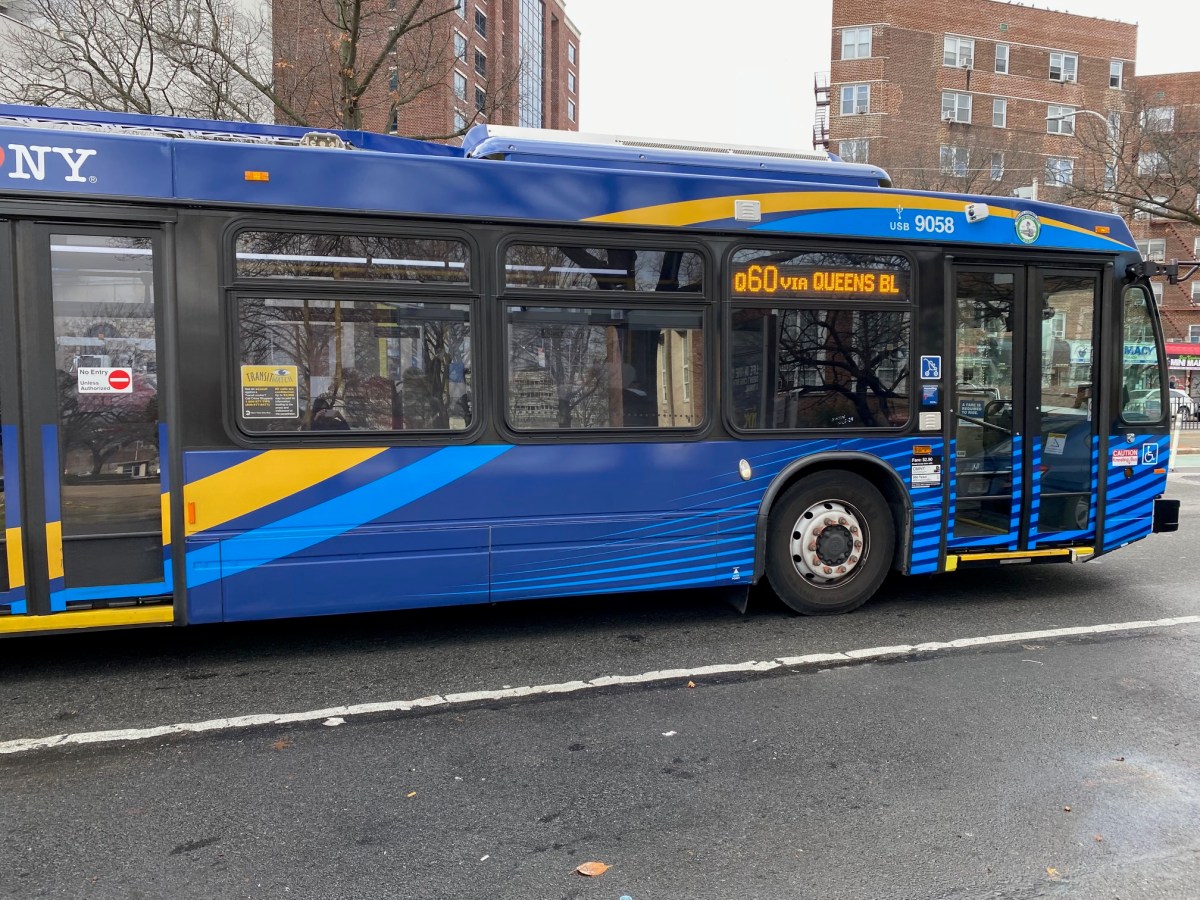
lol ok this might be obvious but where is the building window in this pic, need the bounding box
[1152,283,1164,305]
[1189,324,1200,341]
[387,105,397,133]
[842,27,872,59]
[993,98,1007,128]
[1045,157,1074,186]
[1194,237,1200,258]
[1049,51,1077,82]
[518,0,544,127]
[389,67,398,92]
[455,0,465,16]
[1104,162,1117,191]
[841,84,869,115]
[568,71,576,93]
[941,91,971,124]
[940,145,969,176]
[1110,60,1123,89]
[990,151,1004,181]
[1138,151,1166,176]
[567,99,576,121]
[1133,196,1169,220]
[454,31,466,60]
[453,109,467,132]
[995,43,1009,74]
[1137,239,1166,262]
[1142,106,1175,132]
[943,35,974,68]
[475,8,487,38]
[475,49,486,77]
[838,139,869,162]
[475,86,486,112]
[1191,283,1200,306]
[1047,104,1076,135]
[568,42,576,64]
[452,71,467,101]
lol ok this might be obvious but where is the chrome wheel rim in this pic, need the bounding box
[788,499,869,589]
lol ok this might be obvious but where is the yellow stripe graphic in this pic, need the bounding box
[184,448,387,536]
[0,605,174,634]
[45,521,63,581]
[584,191,1127,246]
[5,526,24,590]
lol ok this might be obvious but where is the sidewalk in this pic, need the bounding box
[1170,426,1200,467]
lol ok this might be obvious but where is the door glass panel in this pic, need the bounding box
[1120,285,1163,423]
[954,272,1015,541]
[1037,275,1096,533]
[52,234,162,587]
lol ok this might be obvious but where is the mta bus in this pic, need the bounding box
[0,104,1178,637]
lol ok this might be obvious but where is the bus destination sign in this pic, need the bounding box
[731,264,908,300]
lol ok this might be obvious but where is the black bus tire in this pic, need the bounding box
[766,472,895,615]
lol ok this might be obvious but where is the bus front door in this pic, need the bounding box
[949,265,1100,553]
[0,223,174,630]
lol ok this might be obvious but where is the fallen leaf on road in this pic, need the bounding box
[1063,806,1072,813]
[687,681,696,688]
[1093,835,1104,843]
[1046,867,1060,881]
[272,739,292,751]
[406,791,417,798]
[575,861,610,877]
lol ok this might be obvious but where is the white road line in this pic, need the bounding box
[3,615,1198,757]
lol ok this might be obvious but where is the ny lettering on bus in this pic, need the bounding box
[731,264,907,299]
[1,144,97,183]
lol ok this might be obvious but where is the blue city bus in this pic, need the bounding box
[0,104,1178,636]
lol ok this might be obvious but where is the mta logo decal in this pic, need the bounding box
[0,144,97,183]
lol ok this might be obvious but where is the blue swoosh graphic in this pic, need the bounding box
[186,445,511,588]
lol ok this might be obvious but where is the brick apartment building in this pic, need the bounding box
[273,0,580,139]
[822,0,1200,343]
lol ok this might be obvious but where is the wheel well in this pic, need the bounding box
[752,455,911,584]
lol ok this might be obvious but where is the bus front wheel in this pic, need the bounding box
[766,472,894,615]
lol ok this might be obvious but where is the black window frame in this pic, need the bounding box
[222,218,483,445]
[495,231,715,443]
[722,242,918,436]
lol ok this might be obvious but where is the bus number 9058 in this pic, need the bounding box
[914,214,955,234]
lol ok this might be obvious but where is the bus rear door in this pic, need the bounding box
[0,222,174,632]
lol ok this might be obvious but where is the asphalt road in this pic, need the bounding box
[2,475,1198,899]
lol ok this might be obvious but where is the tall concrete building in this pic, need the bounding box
[821,0,1200,342]
[274,0,580,139]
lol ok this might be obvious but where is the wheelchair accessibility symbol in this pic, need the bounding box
[920,355,942,380]
[1141,443,1159,466]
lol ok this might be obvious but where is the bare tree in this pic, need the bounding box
[1065,92,1200,228]
[0,0,521,138]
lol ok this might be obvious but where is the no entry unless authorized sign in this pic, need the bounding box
[77,367,134,394]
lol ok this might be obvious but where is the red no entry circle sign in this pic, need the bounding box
[107,369,131,391]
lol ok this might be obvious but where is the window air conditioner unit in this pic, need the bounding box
[1064,74,1076,83]
[943,112,956,123]
[856,106,868,114]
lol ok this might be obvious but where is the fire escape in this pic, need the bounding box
[813,70,830,152]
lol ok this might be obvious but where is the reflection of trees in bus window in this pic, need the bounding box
[504,244,704,293]
[237,297,472,433]
[235,231,470,284]
[505,306,704,430]
[730,308,910,429]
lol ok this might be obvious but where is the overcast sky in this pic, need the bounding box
[563,0,1198,149]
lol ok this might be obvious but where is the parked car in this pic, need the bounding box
[1169,388,1196,420]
